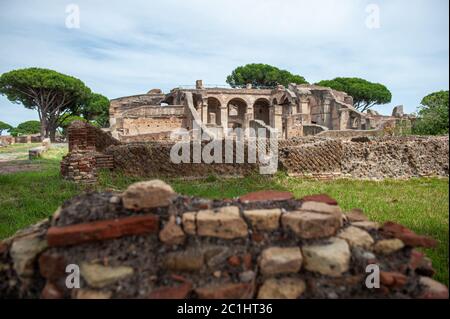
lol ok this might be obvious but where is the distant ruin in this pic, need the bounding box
[109,80,413,142]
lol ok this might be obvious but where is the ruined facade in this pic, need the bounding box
[110,80,409,142]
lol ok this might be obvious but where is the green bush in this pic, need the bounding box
[9,120,41,136]
[412,91,449,135]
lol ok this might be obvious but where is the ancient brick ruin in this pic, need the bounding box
[109,81,413,142]
[60,120,448,182]
[60,121,119,183]
[0,180,447,299]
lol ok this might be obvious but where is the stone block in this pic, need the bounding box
[243,208,281,231]
[282,211,340,239]
[197,206,248,239]
[302,238,350,277]
[258,247,302,276]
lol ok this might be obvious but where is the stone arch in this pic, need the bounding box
[279,92,295,105]
[164,95,175,105]
[227,97,248,129]
[253,98,270,125]
[207,97,221,125]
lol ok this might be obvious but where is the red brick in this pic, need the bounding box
[227,255,241,267]
[301,194,338,206]
[47,214,160,247]
[196,282,254,299]
[148,282,192,299]
[381,222,437,248]
[41,281,64,299]
[251,232,264,243]
[170,274,188,282]
[242,253,252,270]
[39,253,67,280]
[380,271,407,288]
[239,190,293,203]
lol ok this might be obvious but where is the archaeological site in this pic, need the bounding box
[1,81,448,300]
[0,0,448,307]
[58,81,448,183]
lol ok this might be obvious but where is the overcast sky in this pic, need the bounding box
[0,0,448,127]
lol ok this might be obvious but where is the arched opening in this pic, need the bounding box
[227,98,247,129]
[272,98,278,106]
[253,98,270,125]
[164,96,175,105]
[207,97,221,125]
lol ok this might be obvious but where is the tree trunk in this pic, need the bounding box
[40,117,48,139]
[49,128,56,142]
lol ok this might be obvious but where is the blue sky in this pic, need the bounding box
[0,0,448,127]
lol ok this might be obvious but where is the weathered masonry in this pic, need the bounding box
[0,180,447,299]
[60,121,449,183]
[109,80,412,142]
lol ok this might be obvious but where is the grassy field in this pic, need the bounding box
[0,143,448,285]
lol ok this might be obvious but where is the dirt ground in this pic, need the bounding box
[0,143,44,174]
[0,161,43,174]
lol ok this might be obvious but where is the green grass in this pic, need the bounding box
[0,143,41,154]
[0,144,448,286]
[0,145,83,238]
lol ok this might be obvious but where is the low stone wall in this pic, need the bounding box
[303,124,328,136]
[0,135,15,146]
[28,138,51,160]
[105,141,260,177]
[317,129,382,138]
[341,136,449,179]
[0,180,447,299]
[0,135,41,145]
[279,136,449,179]
[61,121,449,182]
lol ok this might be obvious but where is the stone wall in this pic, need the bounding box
[105,141,260,177]
[0,134,41,145]
[61,121,119,183]
[67,121,120,153]
[118,131,174,143]
[280,136,449,179]
[61,121,449,182]
[121,117,184,136]
[0,180,447,299]
[317,129,383,138]
[105,136,448,180]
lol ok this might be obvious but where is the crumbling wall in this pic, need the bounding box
[279,136,449,179]
[341,136,449,179]
[0,180,447,299]
[61,121,449,182]
[61,121,119,183]
[279,140,343,176]
[104,141,260,177]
